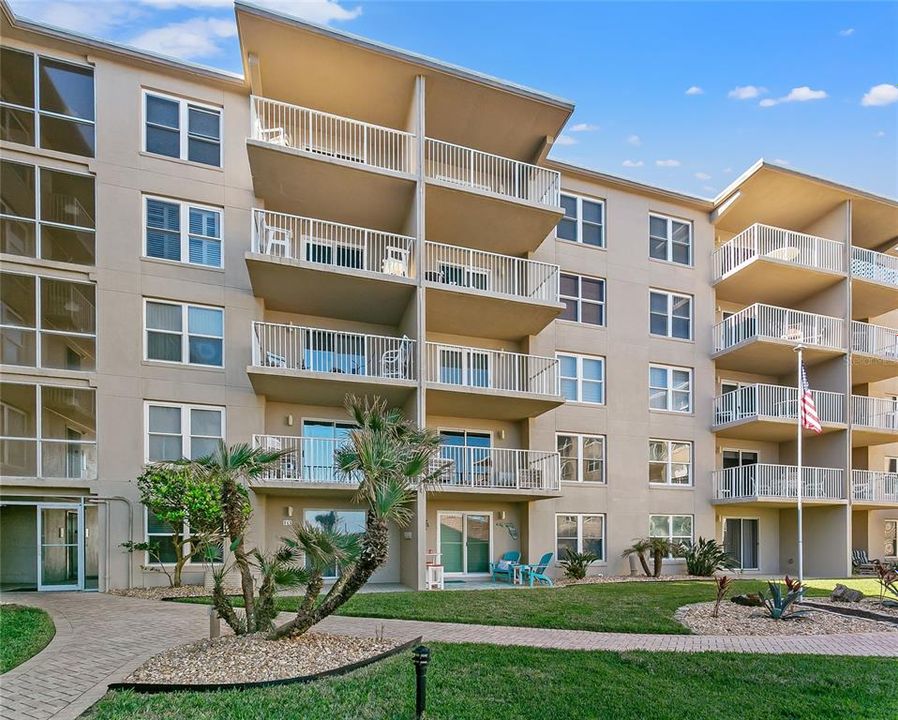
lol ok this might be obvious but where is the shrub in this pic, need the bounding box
[678,537,738,576]
[712,575,733,618]
[759,578,809,620]
[559,547,598,580]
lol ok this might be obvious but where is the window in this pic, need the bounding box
[649,364,692,413]
[0,48,95,157]
[723,449,758,469]
[557,194,604,247]
[887,458,898,474]
[144,300,223,367]
[144,508,222,565]
[560,274,605,325]
[886,520,897,558]
[650,290,692,340]
[304,509,366,577]
[558,353,604,404]
[145,402,223,462]
[649,439,692,485]
[143,91,221,167]
[557,433,605,483]
[650,514,693,553]
[649,214,692,266]
[555,513,605,561]
[144,196,222,267]
[0,160,96,264]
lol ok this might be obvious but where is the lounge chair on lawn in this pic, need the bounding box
[853,549,878,575]
[490,551,521,583]
[522,552,554,587]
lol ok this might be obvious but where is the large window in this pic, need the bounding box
[144,196,222,268]
[649,214,692,266]
[556,513,605,561]
[145,402,223,462]
[304,509,366,577]
[557,194,604,247]
[649,364,692,413]
[650,289,692,340]
[649,439,692,486]
[144,300,223,367]
[144,508,223,565]
[560,274,605,326]
[557,433,605,484]
[649,514,693,553]
[0,47,95,157]
[0,272,96,370]
[143,90,221,167]
[558,353,605,404]
[0,159,96,264]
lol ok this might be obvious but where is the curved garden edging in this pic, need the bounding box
[107,635,423,694]
[800,601,898,626]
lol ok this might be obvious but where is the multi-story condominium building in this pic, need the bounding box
[1,1,896,592]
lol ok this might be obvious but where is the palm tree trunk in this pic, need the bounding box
[637,552,651,576]
[653,548,663,577]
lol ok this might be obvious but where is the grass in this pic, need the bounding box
[85,642,898,720]
[179,576,883,635]
[0,604,55,674]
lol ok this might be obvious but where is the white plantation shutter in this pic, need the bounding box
[188,206,222,267]
[146,199,180,260]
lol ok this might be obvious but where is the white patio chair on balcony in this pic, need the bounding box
[262,225,292,259]
[780,323,821,345]
[254,118,289,147]
[765,246,801,263]
[382,246,409,277]
[381,335,412,379]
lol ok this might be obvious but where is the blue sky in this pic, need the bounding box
[10,0,898,198]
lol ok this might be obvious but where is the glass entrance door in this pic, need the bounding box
[37,504,82,590]
[438,512,492,575]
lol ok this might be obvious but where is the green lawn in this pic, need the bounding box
[179,577,881,635]
[0,604,55,674]
[85,642,897,720]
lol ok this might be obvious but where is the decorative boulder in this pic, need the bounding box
[830,583,864,603]
[731,593,764,607]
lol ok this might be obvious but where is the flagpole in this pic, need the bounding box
[795,344,804,586]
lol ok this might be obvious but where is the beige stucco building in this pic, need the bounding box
[1,2,896,592]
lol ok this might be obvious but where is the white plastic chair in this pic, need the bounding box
[381,336,411,379]
[382,246,409,277]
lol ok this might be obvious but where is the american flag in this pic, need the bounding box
[799,362,822,434]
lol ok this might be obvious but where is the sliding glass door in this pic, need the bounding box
[723,518,759,571]
[438,512,492,575]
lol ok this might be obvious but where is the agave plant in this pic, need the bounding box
[677,537,738,576]
[559,548,598,580]
[759,579,809,620]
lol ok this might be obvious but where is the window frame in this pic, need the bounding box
[649,288,693,341]
[648,213,693,267]
[142,194,224,268]
[559,273,606,326]
[648,438,693,487]
[649,513,694,557]
[649,363,693,414]
[143,400,225,463]
[557,193,605,248]
[143,298,224,368]
[143,505,223,567]
[557,352,605,405]
[555,512,606,562]
[141,89,222,168]
[885,519,897,559]
[556,432,606,484]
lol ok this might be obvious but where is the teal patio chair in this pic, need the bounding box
[489,551,521,583]
[522,552,554,587]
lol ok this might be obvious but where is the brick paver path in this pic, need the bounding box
[2,592,897,720]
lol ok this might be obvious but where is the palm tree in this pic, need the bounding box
[269,395,441,639]
[621,538,653,576]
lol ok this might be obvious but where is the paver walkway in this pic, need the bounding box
[2,592,897,720]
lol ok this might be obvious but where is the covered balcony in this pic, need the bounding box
[429,446,561,498]
[712,464,846,506]
[249,435,359,493]
[246,209,416,325]
[423,241,562,339]
[713,304,845,374]
[248,322,417,406]
[851,470,898,508]
[850,321,898,384]
[712,224,845,305]
[850,395,898,446]
[851,247,898,319]
[424,342,562,420]
[712,383,845,441]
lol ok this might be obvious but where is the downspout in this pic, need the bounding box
[85,495,133,591]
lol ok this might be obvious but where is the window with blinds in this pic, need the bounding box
[145,196,222,268]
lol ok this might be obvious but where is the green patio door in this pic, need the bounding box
[438,512,491,575]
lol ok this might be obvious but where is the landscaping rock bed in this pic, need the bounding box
[803,597,898,621]
[124,632,403,686]
[675,601,898,636]
[108,585,209,601]
[557,574,708,587]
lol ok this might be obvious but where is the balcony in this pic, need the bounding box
[712,464,846,506]
[423,241,562,339]
[851,247,898,318]
[249,435,359,492]
[713,304,845,374]
[850,395,898,446]
[246,209,416,324]
[712,224,845,305]
[851,470,898,508]
[850,321,898,384]
[424,138,563,255]
[424,342,562,420]
[248,322,417,406]
[713,383,845,441]
[247,96,416,230]
[429,447,561,498]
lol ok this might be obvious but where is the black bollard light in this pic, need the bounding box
[412,645,430,719]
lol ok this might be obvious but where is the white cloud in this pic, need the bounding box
[626,134,641,146]
[621,160,644,168]
[861,84,898,107]
[772,158,790,166]
[839,28,855,36]
[723,167,733,174]
[728,85,767,100]
[759,86,828,107]
[875,130,886,138]
[137,0,362,23]
[685,86,704,96]
[694,172,711,181]
[554,135,577,146]
[8,0,143,34]
[129,17,237,60]
[569,123,599,132]
[656,159,681,168]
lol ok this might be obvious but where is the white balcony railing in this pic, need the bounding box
[251,209,416,278]
[713,464,845,501]
[251,96,416,175]
[713,384,844,427]
[851,395,898,431]
[713,304,845,354]
[712,223,845,281]
[851,321,898,359]
[430,447,560,492]
[852,247,898,288]
[252,435,359,485]
[423,241,559,303]
[852,470,898,504]
[424,342,559,397]
[424,138,561,207]
[251,322,416,381]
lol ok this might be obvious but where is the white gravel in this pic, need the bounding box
[126,632,402,685]
[676,601,898,636]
